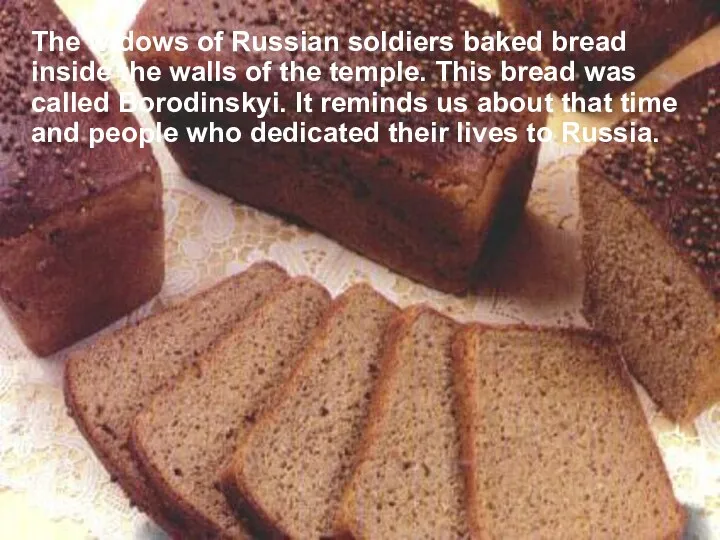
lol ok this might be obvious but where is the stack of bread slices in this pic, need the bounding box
[65,262,686,539]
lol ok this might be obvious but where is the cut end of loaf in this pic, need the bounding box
[579,166,720,422]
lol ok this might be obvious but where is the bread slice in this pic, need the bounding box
[222,284,399,538]
[579,63,720,422]
[131,278,331,539]
[337,307,469,539]
[64,262,288,533]
[453,325,686,539]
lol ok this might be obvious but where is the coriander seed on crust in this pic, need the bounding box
[499,0,719,96]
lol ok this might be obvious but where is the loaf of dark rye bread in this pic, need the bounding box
[0,0,164,355]
[337,307,469,538]
[500,0,718,96]
[131,278,331,539]
[222,284,398,538]
[64,262,288,535]
[127,0,547,293]
[452,325,685,538]
[579,63,720,422]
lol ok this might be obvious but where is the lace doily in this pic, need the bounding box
[1,1,719,538]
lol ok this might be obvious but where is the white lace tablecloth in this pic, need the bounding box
[1,1,719,538]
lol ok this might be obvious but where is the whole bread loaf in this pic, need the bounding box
[64,263,288,534]
[500,0,719,95]
[131,278,331,539]
[338,307,469,538]
[579,63,720,422]
[222,284,398,538]
[127,0,546,293]
[0,0,164,355]
[453,325,686,539]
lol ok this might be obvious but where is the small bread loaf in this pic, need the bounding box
[130,278,331,539]
[64,263,288,533]
[337,307,469,538]
[500,0,719,95]
[453,325,686,539]
[127,0,547,293]
[222,284,398,538]
[0,0,164,355]
[579,63,720,422]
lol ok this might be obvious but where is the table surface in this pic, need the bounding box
[1,1,719,538]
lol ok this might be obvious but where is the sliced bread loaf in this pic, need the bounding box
[222,284,399,538]
[579,63,720,422]
[64,262,288,533]
[453,325,686,539]
[130,278,331,539]
[337,307,469,539]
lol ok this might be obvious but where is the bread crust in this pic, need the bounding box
[0,0,164,355]
[127,0,547,293]
[0,169,164,355]
[499,0,719,96]
[449,325,486,540]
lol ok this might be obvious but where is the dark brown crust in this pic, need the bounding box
[0,0,160,237]
[127,0,547,293]
[335,305,459,539]
[219,465,286,540]
[130,277,331,540]
[64,263,289,538]
[222,284,397,539]
[578,167,720,422]
[137,117,540,293]
[0,169,164,355]
[0,0,164,355]
[499,0,719,96]
[579,63,720,300]
[451,324,687,539]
